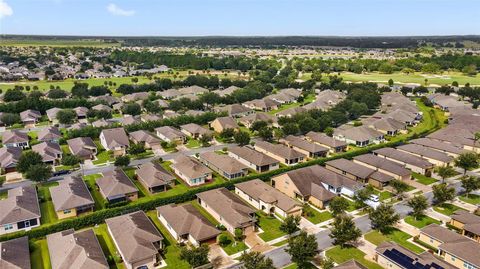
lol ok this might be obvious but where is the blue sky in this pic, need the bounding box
[0,0,479,36]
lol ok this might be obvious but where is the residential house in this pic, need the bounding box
[368,118,407,136]
[275,106,307,118]
[235,179,302,218]
[141,114,162,123]
[238,112,278,128]
[178,85,208,96]
[352,154,412,181]
[449,210,480,243]
[32,142,63,165]
[106,211,164,269]
[155,126,187,144]
[333,126,385,147]
[396,144,454,167]
[73,106,89,120]
[0,147,22,174]
[304,90,346,111]
[419,223,469,250]
[37,126,62,143]
[215,104,253,118]
[46,107,62,124]
[47,229,108,269]
[254,140,305,166]
[92,119,111,128]
[20,109,42,126]
[157,204,220,246]
[158,88,181,100]
[171,155,212,186]
[199,152,249,180]
[334,260,368,269]
[129,130,162,149]
[435,233,480,269]
[68,122,87,131]
[2,130,29,149]
[91,104,113,113]
[0,186,41,235]
[0,236,31,269]
[305,131,348,153]
[99,127,129,156]
[50,176,95,219]
[196,188,256,235]
[180,123,213,139]
[373,148,434,176]
[268,92,297,104]
[67,137,97,160]
[243,98,280,112]
[213,85,240,97]
[210,116,239,133]
[228,146,279,173]
[280,135,328,158]
[136,162,175,194]
[121,115,140,126]
[96,169,138,203]
[410,138,465,158]
[122,91,150,102]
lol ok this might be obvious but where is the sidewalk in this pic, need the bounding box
[451,198,477,212]
[425,208,450,223]
[356,237,378,261]
[209,244,235,269]
[395,219,420,237]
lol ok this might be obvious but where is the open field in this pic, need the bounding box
[0,39,120,47]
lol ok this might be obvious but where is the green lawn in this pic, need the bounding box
[83,174,106,210]
[37,182,59,224]
[272,238,289,247]
[412,172,438,185]
[459,194,480,205]
[303,205,333,224]
[433,203,465,216]
[404,215,441,228]
[93,224,125,269]
[256,212,286,242]
[364,229,425,254]
[372,189,393,201]
[267,93,315,115]
[185,138,202,149]
[326,246,384,269]
[93,150,114,165]
[283,262,316,269]
[30,239,51,269]
[123,167,148,198]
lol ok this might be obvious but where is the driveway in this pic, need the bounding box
[209,244,234,269]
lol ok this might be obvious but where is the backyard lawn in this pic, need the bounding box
[30,238,51,269]
[326,246,383,269]
[459,194,480,205]
[83,174,106,210]
[256,212,286,242]
[123,167,148,198]
[412,173,438,185]
[37,181,59,224]
[93,224,125,269]
[404,215,441,228]
[433,203,465,216]
[364,229,425,254]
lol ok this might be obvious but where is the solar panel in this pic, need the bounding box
[383,249,445,269]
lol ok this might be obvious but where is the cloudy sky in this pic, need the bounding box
[1,0,479,36]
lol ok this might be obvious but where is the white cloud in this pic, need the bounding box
[107,3,135,16]
[0,0,13,19]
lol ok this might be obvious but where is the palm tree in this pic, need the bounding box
[435,166,457,183]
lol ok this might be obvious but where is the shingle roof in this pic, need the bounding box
[0,186,40,225]
[180,123,212,136]
[0,147,22,169]
[50,176,94,212]
[451,210,480,235]
[2,130,28,144]
[396,144,453,163]
[228,146,279,166]
[255,141,305,160]
[334,260,368,269]
[171,155,211,180]
[97,169,138,199]
[282,135,329,154]
[154,126,186,141]
[19,109,41,122]
[439,240,480,267]
[100,128,129,149]
[373,148,433,169]
[211,116,239,130]
[306,131,347,148]
[129,130,161,145]
[420,224,468,244]
[215,104,252,116]
[37,127,62,142]
[326,158,377,179]
[32,142,62,162]
[353,154,411,177]
[410,138,465,155]
[0,236,30,269]
[238,112,277,126]
[199,152,249,175]
[67,137,97,158]
[136,162,175,189]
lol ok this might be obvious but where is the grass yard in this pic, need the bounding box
[123,167,148,198]
[433,203,465,216]
[459,194,480,205]
[326,246,384,269]
[303,205,333,224]
[412,172,438,185]
[283,263,317,269]
[364,229,425,254]
[30,238,51,269]
[256,212,286,242]
[93,224,125,269]
[272,238,289,247]
[372,189,393,201]
[404,215,441,228]
[93,149,114,165]
[37,182,59,224]
[185,138,202,148]
[83,174,106,210]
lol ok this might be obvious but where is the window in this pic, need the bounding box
[24,220,30,228]
[4,224,13,231]
[63,209,72,214]
[451,255,456,262]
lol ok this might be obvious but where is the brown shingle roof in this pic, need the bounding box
[0,236,30,269]
[199,152,248,175]
[97,169,138,200]
[420,224,468,244]
[439,240,480,267]
[306,131,347,148]
[282,135,329,154]
[353,154,411,177]
[129,130,161,145]
[37,127,62,142]
[50,176,94,212]
[0,147,22,169]
[2,130,28,144]
[136,162,175,189]
[334,260,368,269]
[211,116,239,130]
[32,142,62,163]
[171,155,211,180]
[0,186,40,225]
[100,128,129,149]
[67,137,97,159]
[255,140,305,160]
[396,144,453,163]
[373,148,433,169]
[228,146,279,166]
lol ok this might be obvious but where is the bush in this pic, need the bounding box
[218,234,230,246]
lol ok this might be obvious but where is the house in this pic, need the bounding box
[171,155,212,186]
[99,127,129,156]
[280,135,329,158]
[155,126,187,144]
[243,98,280,112]
[73,106,89,120]
[0,236,31,269]
[268,92,297,104]
[157,204,220,246]
[0,147,22,174]
[410,138,466,157]
[449,210,480,243]
[271,165,363,208]
[210,116,239,133]
[368,118,407,136]
[419,223,469,250]
[373,148,434,176]
[68,122,87,130]
[275,106,307,118]
[254,140,305,166]
[106,211,164,269]
[46,107,62,123]
[228,146,279,172]
[438,239,480,269]
[178,85,208,96]
[235,179,302,218]
[215,104,253,117]
[67,137,97,160]
[32,142,63,165]
[158,88,181,100]
[396,144,454,167]
[333,126,385,147]
[91,104,113,113]
[92,119,111,128]
[141,114,162,123]
[121,115,140,126]
[122,91,150,102]
[196,188,256,235]
[353,154,412,181]
[20,109,41,126]
[199,152,249,180]
[304,90,346,111]
[334,260,368,269]
[238,112,278,128]
[129,130,162,149]
[47,229,108,269]
[375,241,455,269]
[50,176,95,219]
[37,126,62,143]
[429,94,465,112]
[180,123,213,139]
[2,130,29,149]
[213,85,240,97]
[305,131,348,153]
[325,158,394,189]
[96,169,138,203]
[0,186,41,235]
[136,162,175,194]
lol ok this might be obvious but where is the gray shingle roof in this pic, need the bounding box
[0,186,40,225]
[50,176,94,212]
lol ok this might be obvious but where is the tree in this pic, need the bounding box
[122,103,142,116]
[128,143,146,155]
[369,203,400,233]
[455,152,479,175]
[329,196,350,217]
[0,113,20,126]
[57,109,77,125]
[47,88,68,99]
[239,251,275,269]
[324,127,334,137]
[317,256,335,269]
[114,155,130,167]
[61,154,81,166]
[390,179,410,199]
[285,230,318,268]
[219,128,235,140]
[180,244,210,268]
[432,183,455,205]
[25,164,52,182]
[258,127,273,141]
[354,185,374,208]
[329,214,362,247]
[251,121,268,132]
[17,151,43,173]
[218,234,230,246]
[199,134,212,147]
[407,195,428,220]
[234,228,244,241]
[435,166,457,183]
[388,79,394,87]
[280,215,301,235]
[460,176,480,198]
[234,131,250,146]
[282,123,299,136]
[3,89,26,102]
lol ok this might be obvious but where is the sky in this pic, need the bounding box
[0,0,479,36]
